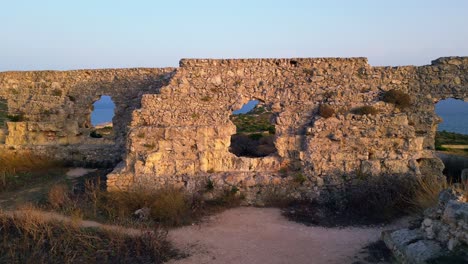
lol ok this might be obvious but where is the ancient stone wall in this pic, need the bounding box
[0,68,174,166]
[105,57,467,202]
[0,57,466,202]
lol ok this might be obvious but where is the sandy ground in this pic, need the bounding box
[168,207,407,264]
[66,167,97,179]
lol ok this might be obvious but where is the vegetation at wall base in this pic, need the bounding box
[46,179,243,228]
[0,151,65,192]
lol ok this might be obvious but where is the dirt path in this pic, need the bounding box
[167,207,407,264]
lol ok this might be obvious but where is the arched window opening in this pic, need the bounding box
[90,95,115,139]
[435,98,468,183]
[229,100,277,157]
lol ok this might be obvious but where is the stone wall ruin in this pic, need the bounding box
[0,57,467,201]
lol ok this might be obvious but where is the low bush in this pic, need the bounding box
[284,174,417,226]
[318,104,335,118]
[382,89,412,109]
[0,209,176,263]
[351,105,379,115]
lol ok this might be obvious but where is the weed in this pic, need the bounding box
[234,79,242,87]
[318,104,335,118]
[68,95,76,102]
[230,186,239,194]
[52,89,63,97]
[137,132,145,138]
[7,113,24,122]
[303,68,314,76]
[143,143,156,149]
[293,173,307,184]
[200,96,211,102]
[351,105,379,115]
[382,89,412,109]
[205,179,214,191]
[48,184,70,209]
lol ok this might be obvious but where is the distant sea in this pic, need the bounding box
[91,97,467,135]
[91,96,115,126]
[435,98,468,135]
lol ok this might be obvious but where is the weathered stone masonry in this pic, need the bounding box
[0,57,467,201]
[0,68,174,166]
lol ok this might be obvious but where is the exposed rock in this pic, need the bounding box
[0,57,467,201]
[383,188,468,263]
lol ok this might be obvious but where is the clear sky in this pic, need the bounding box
[1,0,467,71]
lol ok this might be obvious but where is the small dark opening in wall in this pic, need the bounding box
[90,95,115,139]
[290,60,298,67]
[229,100,277,157]
[434,98,468,182]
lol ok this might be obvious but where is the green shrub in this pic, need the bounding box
[318,104,335,118]
[351,106,379,115]
[293,173,307,184]
[382,89,411,108]
[7,114,24,122]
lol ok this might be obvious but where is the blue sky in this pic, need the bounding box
[1,0,467,70]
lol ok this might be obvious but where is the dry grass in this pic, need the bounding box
[0,207,176,263]
[48,184,70,209]
[53,179,242,228]
[0,151,63,192]
[407,175,468,212]
[382,89,412,109]
[406,175,447,213]
[351,105,379,115]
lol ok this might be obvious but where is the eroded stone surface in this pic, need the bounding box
[0,57,467,199]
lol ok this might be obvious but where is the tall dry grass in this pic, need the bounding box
[50,179,242,228]
[0,207,176,263]
[406,175,468,211]
[0,151,63,192]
